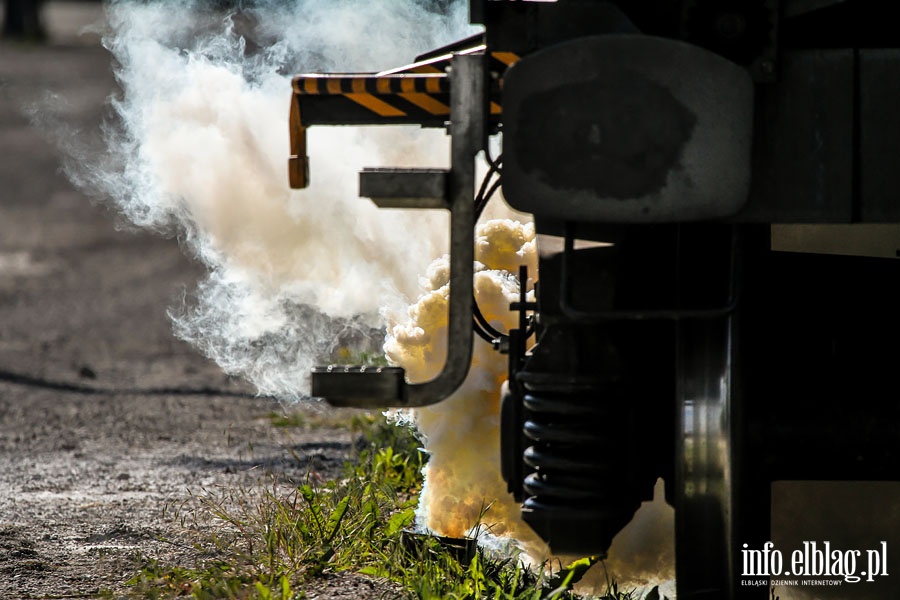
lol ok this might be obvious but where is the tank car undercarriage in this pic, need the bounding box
[290,2,900,597]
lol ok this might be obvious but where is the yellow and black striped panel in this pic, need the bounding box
[293,74,449,96]
[291,48,517,127]
[376,48,517,116]
[292,73,451,125]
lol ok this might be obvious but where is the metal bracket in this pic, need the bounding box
[359,168,448,209]
[311,53,486,408]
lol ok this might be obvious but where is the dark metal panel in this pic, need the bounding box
[861,49,900,222]
[737,50,854,222]
[681,0,780,82]
[359,168,448,209]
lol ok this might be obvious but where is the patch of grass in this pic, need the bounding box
[127,560,267,599]
[347,414,424,495]
[128,414,659,599]
[268,412,309,429]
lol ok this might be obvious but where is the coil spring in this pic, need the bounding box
[518,376,638,553]
[521,378,614,502]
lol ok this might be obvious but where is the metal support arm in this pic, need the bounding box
[311,53,485,408]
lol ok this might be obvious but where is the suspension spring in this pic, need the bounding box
[517,374,640,554]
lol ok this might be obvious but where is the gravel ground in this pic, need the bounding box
[0,5,389,599]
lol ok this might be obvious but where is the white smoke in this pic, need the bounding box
[386,219,541,546]
[60,0,676,593]
[64,0,478,399]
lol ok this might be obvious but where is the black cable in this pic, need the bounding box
[0,367,259,398]
[484,139,501,171]
[475,178,503,222]
[471,153,506,345]
[474,154,502,217]
[472,171,506,343]
[473,298,503,340]
[472,321,497,344]
[471,152,534,347]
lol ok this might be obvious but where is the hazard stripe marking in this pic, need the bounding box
[345,93,407,117]
[398,92,450,116]
[375,78,392,95]
[295,75,450,95]
[492,51,520,66]
[425,77,442,94]
[302,78,319,95]
[292,56,509,120]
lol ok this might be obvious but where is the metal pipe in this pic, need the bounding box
[404,53,484,407]
[311,53,486,409]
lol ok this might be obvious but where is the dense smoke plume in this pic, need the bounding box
[386,219,542,544]
[60,0,675,593]
[66,0,475,398]
[387,220,675,596]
